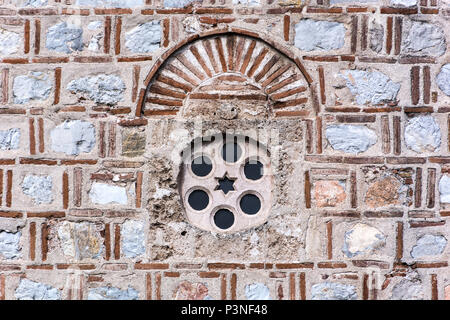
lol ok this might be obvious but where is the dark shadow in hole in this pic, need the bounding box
[214,208,235,229]
[222,141,242,163]
[188,189,209,211]
[244,160,264,180]
[240,194,261,215]
[191,155,213,177]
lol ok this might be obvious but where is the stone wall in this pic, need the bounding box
[0,0,449,300]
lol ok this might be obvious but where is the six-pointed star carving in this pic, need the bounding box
[215,173,236,195]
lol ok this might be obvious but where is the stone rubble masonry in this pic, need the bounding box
[0,0,448,301]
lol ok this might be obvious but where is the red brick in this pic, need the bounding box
[198,271,220,278]
[27,211,65,218]
[283,15,290,42]
[275,263,314,269]
[41,223,48,261]
[62,8,90,15]
[29,222,36,261]
[306,7,343,13]
[114,224,120,260]
[0,211,22,218]
[19,8,57,15]
[317,262,347,268]
[380,7,418,14]
[195,7,233,14]
[74,56,112,63]
[299,273,306,300]
[118,118,148,127]
[1,69,8,104]
[208,263,245,270]
[34,19,40,55]
[95,8,132,15]
[414,262,448,268]
[393,116,401,155]
[6,170,11,208]
[426,168,436,209]
[115,17,122,55]
[61,159,97,165]
[409,220,445,228]
[230,273,237,300]
[396,222,403,261]
[135,263,169,270]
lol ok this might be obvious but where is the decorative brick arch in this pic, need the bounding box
[135,28,319,118]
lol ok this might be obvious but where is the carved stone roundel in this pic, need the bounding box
[179,135,273,233]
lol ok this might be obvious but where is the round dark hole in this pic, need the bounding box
[191,155,212,177]
[214,209,235,230]
[222,143,242,163]
[188,190,209,211]
[244,160,264,180]
[240,194,261,215]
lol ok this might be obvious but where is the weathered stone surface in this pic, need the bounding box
[21,175,53,205]
[0,128,20,150]
[294,19,346,51]
[439,175,450,203]
[13,72,52,104]
[363,166,413,208]
[245,283,271,300]
[121,220,145,258]
[232,0,261,5]
[87,21,103,52]
[410,234,447,259]
[391,278,423,300]
[76,0,144,7]
[330,0,377,2]
[125,21,161,53]
[153,187,172,199]
[163,0,197,7]
[67,74,125,105]
[311,282,357,300]
[401,21,446,57]
[313,180,346,207]
[173,281,211,300]
[436,64,450,96]
[15,279,61,300]
[365,176,402,207]
[0,29,20,55]
[0,230,21,259]
[404,115,441,153]
[24,0,48,6]
[445,285,450,300]
[57,221,103,260]
[339,69,400,105]
[183,17,201,34]
[342,223,385,257]
[325,125,377,154]
[122,131,146,157]
[88,21,103,30]
[50,120,96,156]
[89,182,127,205]
[88,286,139,300]
[46,22,83,53]
[278,0,302,5]
[390,0,417,6]
[369,21,384,53]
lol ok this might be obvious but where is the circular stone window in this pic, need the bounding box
[179,134,273,233]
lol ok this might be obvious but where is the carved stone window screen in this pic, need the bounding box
[179,134,273,233]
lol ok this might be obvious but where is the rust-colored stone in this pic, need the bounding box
[314,180,346,207]
[173,281,209,300]
[365,176,403,208]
